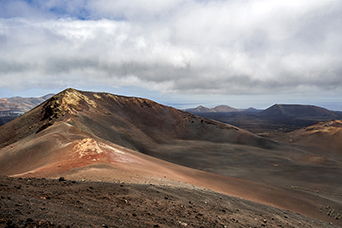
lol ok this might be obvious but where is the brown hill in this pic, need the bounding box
[0,88,341,226]
[0,94,54,113]
[0,89,278,153]
[276,120,342,158]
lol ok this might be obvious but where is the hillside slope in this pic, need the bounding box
[276,120,342,158]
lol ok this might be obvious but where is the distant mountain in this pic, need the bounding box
[0,93,54,113]
[186,105,241,113]
[0,93,54,126]
[186,105,214,113]
[260,104,340,119]
[244,107,261,113]
[189,104,342,135]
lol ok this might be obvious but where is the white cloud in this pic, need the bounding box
[0,0,342,100]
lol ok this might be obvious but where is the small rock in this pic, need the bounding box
[178,221,188,227]
[58,177,65,182]
[26,218,34,223]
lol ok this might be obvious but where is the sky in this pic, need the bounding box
[0,0,342,110]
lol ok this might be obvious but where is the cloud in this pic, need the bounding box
[0,0,342,97]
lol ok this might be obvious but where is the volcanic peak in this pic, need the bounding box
[261,104,339,118]
[40,88,115,121]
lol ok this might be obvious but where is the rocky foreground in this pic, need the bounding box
[0,176,338,228]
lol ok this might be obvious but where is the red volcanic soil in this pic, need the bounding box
[1,89,342,227]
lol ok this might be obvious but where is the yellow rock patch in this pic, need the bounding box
[73,138,103,158]
[60,89,97,114]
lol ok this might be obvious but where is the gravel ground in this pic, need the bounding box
[0,176,339,228]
